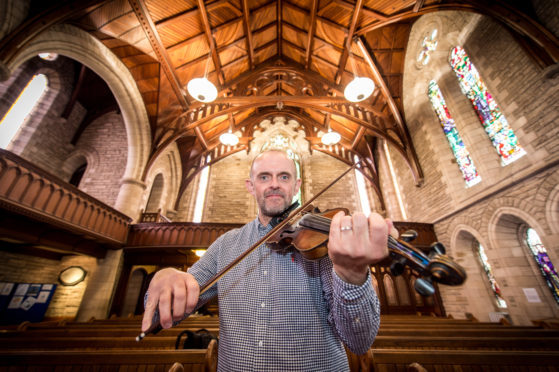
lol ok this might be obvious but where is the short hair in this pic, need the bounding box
[249,149,297,179]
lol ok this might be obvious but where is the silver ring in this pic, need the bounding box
[340,225,353,232]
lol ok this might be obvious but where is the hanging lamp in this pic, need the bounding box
[321,128,341,145]
[220,119,239,146]
[344,45,375,102]
[187,52,217,103]
[219,130,239,146]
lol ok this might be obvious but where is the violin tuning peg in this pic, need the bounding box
[429,242,446,255]
[414,278,435,297]
[400,230,418,243]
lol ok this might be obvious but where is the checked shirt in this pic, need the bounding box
[187,217,381,371]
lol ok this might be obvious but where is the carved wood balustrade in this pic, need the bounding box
[0,149,131,247]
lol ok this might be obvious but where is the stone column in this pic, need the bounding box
[75,249,123,321]
[75,177,146,320]
[114,177,147,222]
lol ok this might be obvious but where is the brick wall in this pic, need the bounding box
[74,111,128,208]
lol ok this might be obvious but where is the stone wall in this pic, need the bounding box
[74,111,128,208]
[399,10,559,323]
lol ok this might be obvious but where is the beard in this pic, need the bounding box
[258,190,292,217]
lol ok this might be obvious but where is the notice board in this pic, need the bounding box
[0,282,57,325]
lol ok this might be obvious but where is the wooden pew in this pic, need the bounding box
[0,339,218,372]
[370,348,559,371]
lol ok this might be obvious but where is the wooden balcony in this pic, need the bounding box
[0,150,132,258]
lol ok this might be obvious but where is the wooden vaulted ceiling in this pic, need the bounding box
[2,0,559,204]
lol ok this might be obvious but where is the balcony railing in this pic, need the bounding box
[127,222,243,248]
[0,149,131,245]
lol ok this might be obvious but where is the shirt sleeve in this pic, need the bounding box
[322,260,380,355]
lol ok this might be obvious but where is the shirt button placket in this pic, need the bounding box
[255,243,271,353]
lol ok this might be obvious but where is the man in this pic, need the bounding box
[142,150,392,371]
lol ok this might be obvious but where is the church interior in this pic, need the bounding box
[1,0,559,370]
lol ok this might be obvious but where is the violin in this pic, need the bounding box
[267,204,467,297]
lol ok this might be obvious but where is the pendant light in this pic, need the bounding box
[187,52,218,103]
[219,130,239,146]
[344,45,375,102]
[321,116,341,145]
[220,120,239,146]
[321,128,341,145]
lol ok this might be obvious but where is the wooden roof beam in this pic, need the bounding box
[334,0,363,85]
[196,0,225,86]
[305,0,319,69]
[241,0,255,70]
[332,0,387,21]
[277,0,283,58]
[354,37,404,132]
[129,0,189,109]
[413,0,426,13]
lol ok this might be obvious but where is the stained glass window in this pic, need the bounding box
[449,46,525,165]
[476,243,507,308]
[526,228,559,304]
[417,29,438,65]
[428,80,481,187]
[0,74,48,149]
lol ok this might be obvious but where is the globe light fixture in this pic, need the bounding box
[187,77,217,103]
[219,130,239,146]
[187,52,218,103]
[321,128,341,145]
[344,76,375,102]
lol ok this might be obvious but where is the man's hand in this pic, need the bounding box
[141,268,200,332]
[328,211,395,285]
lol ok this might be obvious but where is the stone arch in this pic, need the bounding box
[0,0,30,66]
[449,223,505,319]
[143,143,181,217]
[145,173,164,213]
[535,171,559,235]
[5,23,151,181]
[120,268,147,317]
[63,147,99,185]
[487,206,559,322]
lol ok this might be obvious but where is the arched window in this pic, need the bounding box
[0,74,48,149]
[354,155,371,216]
[193,155,211,223]
[449,46,525,165]
[525,228,559,304]
[417,29,438,65]
[69,162,87,187]
[476,242,507,308]
[261,132,302,206]
[428,80,481,187]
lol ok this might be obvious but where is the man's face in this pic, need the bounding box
[246,151,301,222]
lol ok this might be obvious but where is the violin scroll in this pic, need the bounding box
[388,237,467,296]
